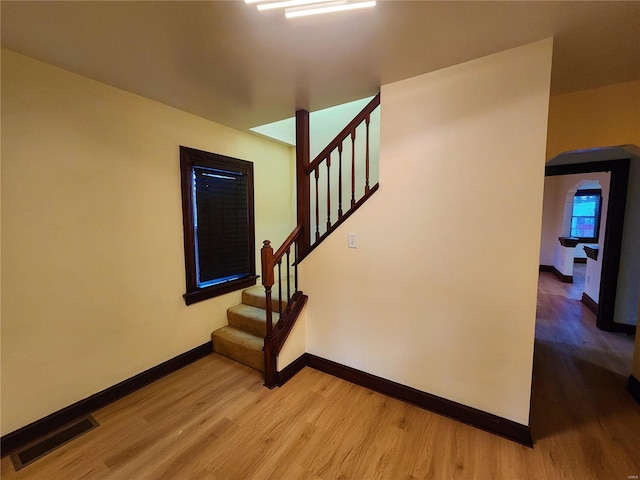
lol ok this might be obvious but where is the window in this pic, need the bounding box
[180,146,257,305]
[570,189,602,242]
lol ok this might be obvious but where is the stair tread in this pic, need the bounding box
[242,285,290,310]
[213,326,263,349]
[228,303,281,318]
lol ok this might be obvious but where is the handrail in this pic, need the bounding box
[305,93,380,174]
[274,224,302,263]
[297,183,379,264]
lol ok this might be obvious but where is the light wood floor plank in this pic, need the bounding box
[2,266,638,479]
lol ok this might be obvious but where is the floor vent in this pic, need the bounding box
[11,416,99,471]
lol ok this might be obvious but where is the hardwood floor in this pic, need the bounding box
[2,267,639,479]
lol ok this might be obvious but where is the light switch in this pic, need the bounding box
[348,233,358,248]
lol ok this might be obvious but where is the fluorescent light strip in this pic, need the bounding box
[258,0,336,11]
[285,0,375,18]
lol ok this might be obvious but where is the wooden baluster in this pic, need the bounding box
[286,248,291,308]
[326,153,331,231]
[338,142,343,218]
[294,240,298,293]
[314,168,320,241]
[277,260,282,314]
[351,130,356,207]
[261,240,277,388]
[365,113,371,195]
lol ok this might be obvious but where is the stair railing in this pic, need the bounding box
[303,92,380,256]
[260,92,380,387]
[261,225,307,388]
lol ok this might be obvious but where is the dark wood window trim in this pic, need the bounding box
[180,146,257,305]
[570,188,602,242]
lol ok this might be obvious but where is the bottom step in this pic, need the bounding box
[212,326,264,373]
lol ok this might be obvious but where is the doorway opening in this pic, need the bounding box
[541,176,608,309]
[530,147,639,448]
[544,157,631,332]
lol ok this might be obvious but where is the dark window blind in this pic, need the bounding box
[193,167,250,287]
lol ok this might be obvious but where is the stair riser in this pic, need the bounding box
[227,310,267,337]
[212,332,264,373]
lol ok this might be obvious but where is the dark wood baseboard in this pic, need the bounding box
[610,323,637,335]
[628,375,640,405]
[1,342,213,456]
[574,258,587,264]
[277,354,308,386]
[551,266,573,283]
[295,353,532,447]
[581,292,599,315]
[539,264,573,283]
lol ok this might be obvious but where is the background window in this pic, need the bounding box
[180,146,256,305]
[570,189,602,241]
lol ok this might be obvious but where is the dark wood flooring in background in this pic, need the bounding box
[2,265,638,479]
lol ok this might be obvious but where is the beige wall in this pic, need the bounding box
[0,50,295,435]
[299,39,553,425]
[278,306,307,370]
[539,175,562,266]
[546,80,640,160]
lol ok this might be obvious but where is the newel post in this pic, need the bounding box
[261,240,277,388]
[296,109,311,259]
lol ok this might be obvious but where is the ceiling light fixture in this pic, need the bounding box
[257,0,335,11]
[247,0,375,18]
[285,0,375,18]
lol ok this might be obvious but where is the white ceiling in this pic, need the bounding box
[2,1,639,132]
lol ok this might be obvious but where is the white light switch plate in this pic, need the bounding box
[348,233,358,248]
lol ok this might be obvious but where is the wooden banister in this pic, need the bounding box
[305,93,380,174]
[261,227,306,388]
[273,225,302,263]
[260,92,380,388]
[303,91,380,258]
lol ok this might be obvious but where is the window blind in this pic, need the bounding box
[193,166,250,287]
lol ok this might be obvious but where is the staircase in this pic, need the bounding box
[211,93,380,386]
[211,285,286,372]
